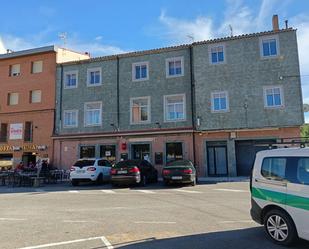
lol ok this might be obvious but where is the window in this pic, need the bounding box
[164,94,186,121]
[132,62,149,81]
[63,110,78,128]
[261,157,287,181]
[166,142,183,163]
[10,64,20,76]
[211,91,229,112]
[24,121,32,142]
[30,90,42,103]
[210,45,225,64]
[8,93,19,106]
[64,71,78,89]
[98,160,112,167]
[261,36,279,57]
[264,86,283,108]
[130,97,150,124]
[100,145,116,162]
[0,123,8,142]
[84,102,102,126]
[87,68,101,86]
[166,57,184,77]
[80,146,95,158]
[32,61,43,73]
[296,158,309,185]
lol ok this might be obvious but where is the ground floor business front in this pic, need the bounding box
[52,126,300,177]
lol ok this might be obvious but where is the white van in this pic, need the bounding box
[251,148,309,245]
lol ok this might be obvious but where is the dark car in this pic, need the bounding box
[162,160,197,186]
[111,160,158,186]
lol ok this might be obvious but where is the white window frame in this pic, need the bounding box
[30,90,42,103]
[32,60,43,74]
[10,64,21,76]
[84,101,102,127]
[164,94,186,122]
[259,35,280,59]
[209,43,226,65]
[165,57,184,78]
[8,92,19,106]
[87,67,102,87]
[211,91,229,113]
[64,70,78,89]
[263,86,284,109]
[132,61,149,82]
[63,110,79,128]
[130,96,151,124]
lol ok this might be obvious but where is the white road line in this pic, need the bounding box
[219,220,255,224]
[0,218,27,221]
[68,190,79,193]
[19,235,113,249]
[134,221,176,224]
[101,190,116,194]
[63,220,91,223]
[134,190,156,194]
[213,188,249,193]
[173,189,202,194]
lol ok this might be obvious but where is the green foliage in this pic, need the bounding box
[301,124,309,138]
[304,103,309,112]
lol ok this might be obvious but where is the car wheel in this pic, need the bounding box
[164,180,169,186]
[71,180,79,186]
[111,183,118,188]
[264,209,297,246]
[96,174,103,185]
[140,175,146,186]
[191,177,196,186]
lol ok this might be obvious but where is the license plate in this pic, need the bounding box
[76,169,85,173]
[172,176,182,180]
[118,170,127,174]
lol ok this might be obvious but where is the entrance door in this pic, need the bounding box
[132,144,150,161]
[207,142,228,176]
[22,152,37,167]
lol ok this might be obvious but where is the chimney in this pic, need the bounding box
[272,14,279,31]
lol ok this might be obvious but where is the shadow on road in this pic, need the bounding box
[112,227,309,249]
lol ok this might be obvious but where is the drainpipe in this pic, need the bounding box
[116,56,120,129]
[58,64,64,133]
[189,45,197,167]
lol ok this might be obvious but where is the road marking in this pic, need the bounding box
[219,220,255,224]
[135,190,156,194]
[19,235,113,249]
[173,189,202,194]
[68,190,79,193]
[0,218,27,221]
[101,190,116,194]
[134,221,176,224]
[213,188,249,193]
[63,220,93,223]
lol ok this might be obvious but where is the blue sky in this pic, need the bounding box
[0,0,309,120]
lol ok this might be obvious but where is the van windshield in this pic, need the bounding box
[73,160,95,167]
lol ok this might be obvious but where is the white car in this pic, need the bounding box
[70,158,112,186]
[251,147,309,245]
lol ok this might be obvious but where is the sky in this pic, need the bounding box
[0,0,309,120]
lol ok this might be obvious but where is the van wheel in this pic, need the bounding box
[96,174,103,185]
[140,175,146,186]
[71,180,79,186]
[264,209,297,246]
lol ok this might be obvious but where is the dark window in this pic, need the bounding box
[261,157,287,181]
[0,123,8,142]
[114,160,140,168]
[73,160,95,167]
[168,160,192,167]
[24,122,33,142]
[80,146,95,158]
[100,145,116,162]
[98,160,111,167]
[166,142,183,163]
[286,157,309,185]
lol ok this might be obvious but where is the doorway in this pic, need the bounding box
[22,152,37,167]
[131,144,150,161]
[207,141,228,176]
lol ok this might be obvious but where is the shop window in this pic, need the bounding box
[100,145,116,163]
[0,123,8,142]
[80,146,96,158]
[24,121,33,142]
[166,142,183,163]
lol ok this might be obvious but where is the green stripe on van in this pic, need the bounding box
[252,187,309,211]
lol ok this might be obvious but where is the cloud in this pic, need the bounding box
[0,37,6,54]
[95,36,103,41]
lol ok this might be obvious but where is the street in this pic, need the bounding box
[0,181,308,249]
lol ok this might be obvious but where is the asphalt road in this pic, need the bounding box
[0,181,308,249]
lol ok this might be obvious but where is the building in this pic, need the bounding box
[0,46,89,169]
[53,18,303,177]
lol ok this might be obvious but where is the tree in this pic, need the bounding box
[303,103,309,112]
[301,124,309,138]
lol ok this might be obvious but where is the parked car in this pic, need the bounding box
[250,148,309,245]
[111,160,158,186]
[70,158,112,186]
[162,160,197,186]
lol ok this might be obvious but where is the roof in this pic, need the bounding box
[59,28,296,66]
[0,45,57,60]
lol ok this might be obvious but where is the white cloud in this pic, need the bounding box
[0,37,6,54]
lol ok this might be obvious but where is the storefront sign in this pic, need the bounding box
[0,144,47,152]
[9,123,23,140]
[0,145,13,152]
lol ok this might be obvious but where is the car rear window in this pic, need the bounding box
[167,160,191,167]
[114,160,140,168]
[73,160,95,167]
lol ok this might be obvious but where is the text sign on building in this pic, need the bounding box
[9,123,23,140]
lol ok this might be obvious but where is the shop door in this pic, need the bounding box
[22,153,37,167]
[132,144,150,161]
[207,143,228,176]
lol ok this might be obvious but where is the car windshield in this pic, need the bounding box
[167,160,191,167]
[73,160,95,167]
[114,160,140,168]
